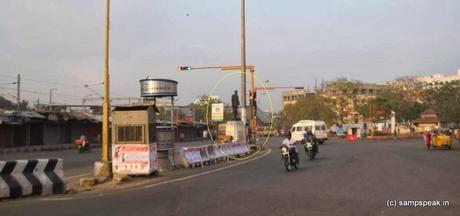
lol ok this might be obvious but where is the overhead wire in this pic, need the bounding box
[0,73,82,88]
[0,86,17,100]
[0,73,133,102]
[2,87,83,99]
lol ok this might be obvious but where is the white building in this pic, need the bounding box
[415,69,460,88]
[282,89,314,107]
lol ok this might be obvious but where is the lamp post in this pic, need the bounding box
[49,88,57,110]
[16,74,20,114]
[240,0,247,135]
[96,0,112,178]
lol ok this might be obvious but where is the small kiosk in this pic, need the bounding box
[111,105,158,175]
[140,78,177,172]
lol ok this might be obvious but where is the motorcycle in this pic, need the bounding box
[75,139,90,153]
[303,139,317,160]
[281,146,298,172]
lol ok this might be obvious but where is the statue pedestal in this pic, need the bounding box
[226,121,245,142]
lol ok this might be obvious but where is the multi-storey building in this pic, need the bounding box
[415,69,460,88]
[323,83,385,99]
[282,89,315,107]
[282,83,385,108]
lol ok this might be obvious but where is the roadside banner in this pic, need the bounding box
[212,103,224,122]
[112,144,157,175]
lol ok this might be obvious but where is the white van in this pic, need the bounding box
[291,120,328,144]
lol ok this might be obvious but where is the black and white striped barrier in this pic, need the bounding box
[180,142,252,168]
[0,159,65,198]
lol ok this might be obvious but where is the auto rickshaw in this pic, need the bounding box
[431,130,453,150]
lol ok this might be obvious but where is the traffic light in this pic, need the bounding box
[249,91,257,101]
[176,66,192,71]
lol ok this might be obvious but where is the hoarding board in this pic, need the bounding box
[112,144,157,175]
[139,79,178,97]
[212,103,224,121]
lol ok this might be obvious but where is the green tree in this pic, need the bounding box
[188,95,232,123]
[377,83,432,122]
[424,81,460,124]
[324,78,362,124]
[404,102,429,121]
[281,94,335,128]
[356,97,387,123]
[0,97,28,112]
[391,76,425,103]
[0,96,16,110]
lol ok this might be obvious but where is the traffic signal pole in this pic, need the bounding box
[177,65,257,145]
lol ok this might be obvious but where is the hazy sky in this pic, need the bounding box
[1,0,459,111]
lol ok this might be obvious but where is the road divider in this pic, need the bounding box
[0,158,65,199]
[180,142,252,168]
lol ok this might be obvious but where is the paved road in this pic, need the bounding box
[2,138,460,216]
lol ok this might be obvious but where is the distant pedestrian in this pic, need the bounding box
[202,130,208,143]
[423,131,431,150]
[213,129,218,141]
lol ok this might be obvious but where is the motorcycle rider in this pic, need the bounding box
[282,133,299,164]
[80,134,88,148]
[303,128,319,154]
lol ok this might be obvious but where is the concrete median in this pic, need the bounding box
[0,158,65,199]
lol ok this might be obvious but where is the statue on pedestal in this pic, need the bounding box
[231,90,240,120]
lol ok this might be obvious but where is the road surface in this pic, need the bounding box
[1,137,459,216]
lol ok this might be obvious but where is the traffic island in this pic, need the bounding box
[65,147,267,195]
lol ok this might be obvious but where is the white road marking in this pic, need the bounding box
[39,197,75,201]
[65,173,91,180]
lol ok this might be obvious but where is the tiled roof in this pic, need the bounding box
[68,111,100,122]
[420,109,437,116]
[413,116,439,124]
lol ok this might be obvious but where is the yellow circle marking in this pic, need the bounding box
[205,71,274,160]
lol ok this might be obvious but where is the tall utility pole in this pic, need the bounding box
[99,0,111,177]
[102,0,111,163]
[49,88,57,105]
[240,0,247,125]
[240,0,249,145]
[16,74,20,114]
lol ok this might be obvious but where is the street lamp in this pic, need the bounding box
[240,0,247,127]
